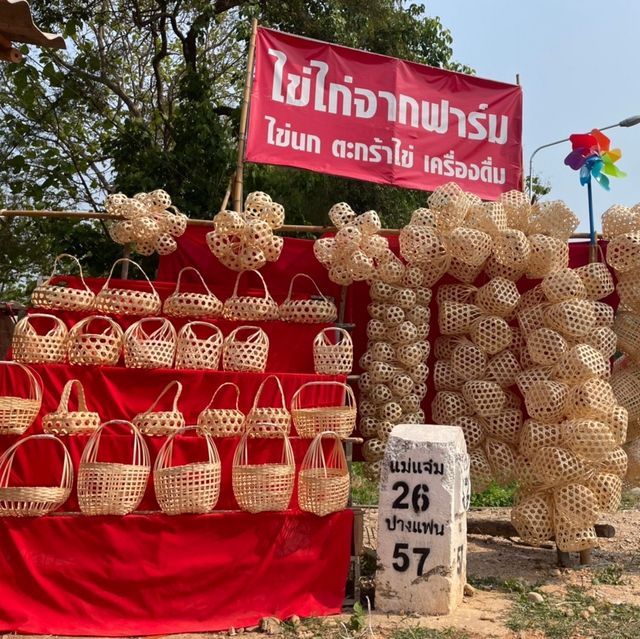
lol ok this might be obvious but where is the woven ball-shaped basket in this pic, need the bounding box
[0,362,42,436]
[561,418,616,462]
[518,420,561,458]
[223,325,269,373]
[427,182,470,230]
[31,253,95,312]
[611,367,640,423]
[12,313,68,364]
[499,190,530,231]
[483,409,523,445]
[396,340,429,368]
[544,299,596,339]
[245,375,291,438]
[94,258,161,316]
[469,448,493,493]
[602,204,639,240]
[0,434,73,517]
[163,266,223,318]
[434,360,463,392]
[439,301,482,336]
[527,234,569,278]
[447,227,493,266]
[511,493,554,546]
[298,431,349,516]
[575,261,615,301]
[599,446,628,479]
[614,311,640,361]
[541,268,587,303]
[232,430,295,513]
[175,321,223,370]
[452,415,485,449]
[124,317,176,368]
[154,426,221,515]
[485,439,518,484]
[432,391,472,424]
[486,349,522,388]
[223,269,279,321]
[494,229,531,269]
[529,201,579,241]
[67,315,123,366]
[470,315,513,355]
[587,472,622,512]
[593,301,614,328]
[467,201,507,237]
[617,277,640,315]
[313,328,353,375]
[462,380,506,418]
[526,328,567,366]
[42,379,100,436]
[198,382,245,437]
[606,231,640,273]
[516,366,553,396]
[78,420,150,516]
[525,380,569,423]
[291,381,356,439]
[475,277,520,317]
[437,283,477,306]
[133,380,185,436]
[328,202,356,229]
[607,404,629,446]
[280,273,337,323]
[531,446,586,488]
[448,257,484,284]
[485,253,526,282]
[450,342,487,381]
[555,517,597,552]
[398,224,447,265]
[557,344,610,387]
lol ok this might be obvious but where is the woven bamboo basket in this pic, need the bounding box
[298,431,349,516]
[511,493,554,546]
[376,252,405,284]
[499,190,531,230]
[486,350,521,387]
[0,434,73,517]
[586,472,622,512]
[133,380,185,436]
[614,311,640,361]
[555,517,598,552]
[485,438,517,484]
[428,182,470,231]
[94,258,161,316]
[561,418,616,462]
[617,277,640,315]
[232,430,295,513]
[450,342,487,381]
[527,234,569,278]
[467,201,508,237]
[223,270,279,321]
[475,277,520,317]
[312,327,353,376]
[398,224,446,265]
[402,266,425,289]
[606,231,640,273]
[432,391,472,424]
[607,405,629,446]
[526,327,568,366]
[544,300,596,339]
[362,438,386,462]
[448,227,493,266]
[439,301,482,335]
[163,266,223,318]
[494,229,531,269]
[531,446,587,488]
[541,268,587,303]
[519,419,561,458]
[78,420,150,516]
[470,316,513,355]
[452,415,485,449]
[557,345,610,387]
[222,325,269,372]
[448,256,484,284]
[0,362,42,436]
[154,426,221,515]
[396,340,429,368]
[198,382,245,437]
[524,380,569,423]
[124,317,176,368]
[12,313,68,364]
[67,315,123,366]
[598,446,628,479]
[42,379,100,435]
[575,261,614,301]
[175,321,223,370]
[483,409,523,445]
[280,273,337,323]
[368,340,395,363]
[529,200,579,241]
[328,202,356,229]
[516,366,553,395]
[245,375,291,438]
[611,367,640,423]
[291,381,356,439]
[602,204,639,239]
[469,448,493,493]
[593,301,614,327]
[437,283,477,306]
[31,253,95,311]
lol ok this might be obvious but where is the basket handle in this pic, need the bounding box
[179,321,222,342]
[252,374,286,410]
[58,379,89,413]
[291,380,355,411]
[224,325,265,344]
[231,269,273,300]
[125,317,176,342]
[0,361,43,403]
[300,431,346,474]
[45,253,92,292]
[70,314,122,337]
[153,425,219,472]
[80,419,150,467]
[0,434,73,492]
[143,380,183,414]
[173,266,214,296]
[20,313,67,336]
[285,273,329,303]
[100,258,158,296]
[203,382,241,411]
[233,429,294,467]
[314,327,351,346]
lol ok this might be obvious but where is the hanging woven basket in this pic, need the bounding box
[291,381,356,439]
[222,325,269,372]
[280,273,337,323]
[163,266,223,318]
[42,379,100,435]
[197,382,246,437]
[67,315,123,366]
[124,317,176,368]
[133,380,185,436]
[245,375,291,438]
[0,362,42,436]
[175,321,223,370]
[223,269,279,321]
[12,313,68,364]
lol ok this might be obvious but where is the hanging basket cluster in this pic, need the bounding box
[206,192,285,271]
[105,190,187,256]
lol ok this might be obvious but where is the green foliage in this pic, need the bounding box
[470,481,517,508]
[348,601,365,632]
[592,564,625,586]
[350,462,379,505]
[467,575,534,594]
[391,627,469,639]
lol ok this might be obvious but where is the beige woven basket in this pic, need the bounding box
[245,375,291,437]
[432,391,472,424]
[12,313,68,364]
[617,277,640,315]
[527,234,569,278]
[67,315,123,366]
[154,426,221,515]
[362,438,386,462]
[555,516,598,552]
[232,430,295,513]
[524,380,569,423]
[197,382,245,437]
[448,257,484,284]
[483,409,523,445]
[575,261,614,301]
[175,321,223,370]
[124,317,176,368]
[557,344,610,387]
[291,381,356,439]
[0,362,42,436]
[428,182,470,231]
[602,204,639,240]
[526,328,567,366]
[78,419,150,515]
[133,380,185,436]
[587,472,622,512]
[531,446,586,488]
[544,300,596,339]
[486,349,521,387]
[494,229,531,269]
[469,448,493,493]
[450,342,487,381]
[280,273,337,323]
[94,258,161,316]
[439,301,482,335]
[511,493,554,546]
[541,268,587,303]
[606,231,640,273]
[31,253,95,312]
[611,367,640,423]
[561,418,616,462]
[614,311,640,361]
[222,325,269,372]
[0,434,73,517]
[470,315,513,355]
[452,415,485,449]
[163,267,223,318]
[475,277,520,318]
[519,420,561,458]
[298,431,349,516]
[447,227,493,266]
[223,270,279,321]
[42,379,100,436]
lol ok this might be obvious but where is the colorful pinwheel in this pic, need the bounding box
[564,129,626,190]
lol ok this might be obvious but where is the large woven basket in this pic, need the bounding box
[223,270,279,321]
[94,258,161,316]
[154,426,221,515]
[222,325,269,372]
[163,266,223,318]
[0,362,42,436]
[12,313,68,364]
[291,381,356,439]
[42,379,100,435]
[245,375,291,437]
[78,420,150,516]
[31,253,95,312]
[67,315,123,365]
[133,380,185,436]
[124,317,176,368]
[280,273,337,323]
[232,430,295,513]
[198,382,245,437]
[175,321,223,370]
[313,327,353,375]
[298,431,350,516]
[0,434,73,517]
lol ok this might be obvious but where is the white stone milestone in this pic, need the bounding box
[376,424,470,616]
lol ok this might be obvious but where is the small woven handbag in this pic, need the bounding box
[313,327,353,375]
[124,317,176,368]
[163,266,223,318]
[223,269,279,321]
[197,382,245,437]
[42,379,100,435]
[31,253,95,312]
[291,381,357,438]
[67,315,123,366]
[175,321,223,370]
[280,273,337,323]
[0,361,42,435]
[133,380,185,436]
[245,375,291,438]
[12,313,68,364]
[222,325,269,372]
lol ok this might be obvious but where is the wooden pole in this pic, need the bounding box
[233,18,259,213]
[220,174,234,212]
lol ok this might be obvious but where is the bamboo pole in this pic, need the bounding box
[233,18,259,213]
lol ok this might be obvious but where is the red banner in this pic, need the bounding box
[245,27,523,199]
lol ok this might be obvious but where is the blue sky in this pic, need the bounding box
[425,0,640,232]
